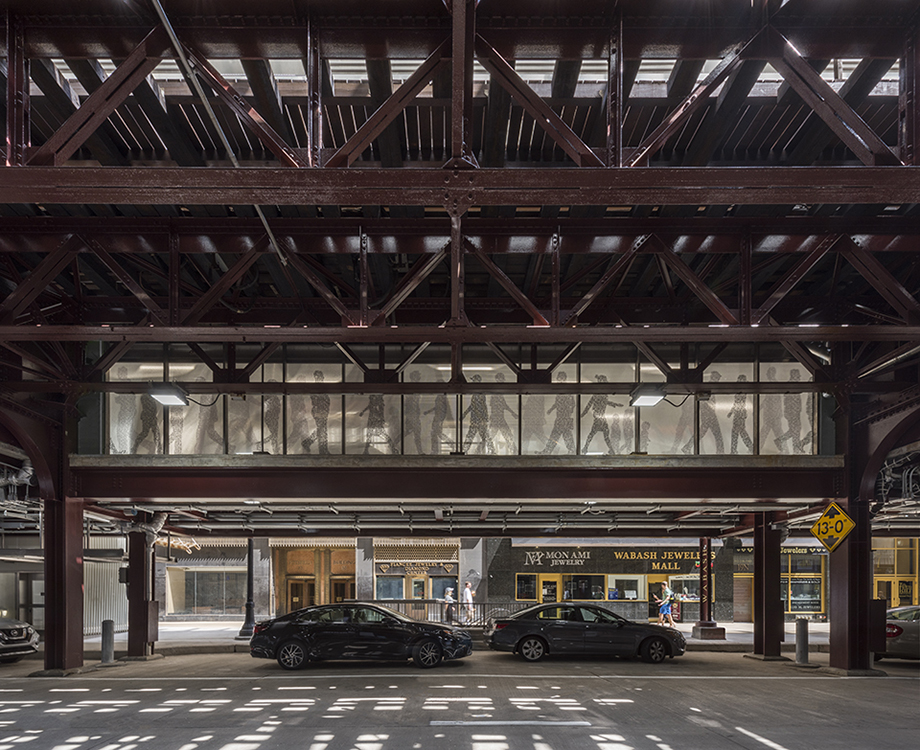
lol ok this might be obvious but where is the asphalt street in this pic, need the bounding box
[0,650,917,750]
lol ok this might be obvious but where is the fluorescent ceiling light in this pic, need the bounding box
[630,385,664,407]
[149,383,188,406]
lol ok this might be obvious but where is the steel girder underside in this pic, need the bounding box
[1,1,920,540]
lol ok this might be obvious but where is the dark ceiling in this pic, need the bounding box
[1,0,919,540]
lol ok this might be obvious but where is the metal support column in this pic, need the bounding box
[43,496,84,671]
[127,530,157,657]
[238,537,256,639]
[692,537,726,639]
[751,513,785,659]
[829,497,874,671]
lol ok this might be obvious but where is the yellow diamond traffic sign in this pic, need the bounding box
[810,502,856,553]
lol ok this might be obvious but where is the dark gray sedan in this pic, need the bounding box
[485,603,686,664]
[880,605,920,660]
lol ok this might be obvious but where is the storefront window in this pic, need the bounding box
[562,574,605,600]
[177,570,246,615]
[788,577,822,612]
[670,578,701,600]
[375,576,404,600]
[606,576,641,600]
[411,578,426,599]
[430,577,457,599]
[790,554,822,574]
[516,574,537,601]
[874,548,896,575]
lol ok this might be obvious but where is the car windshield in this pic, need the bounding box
[367,603,415,622]
[888,607,920,622]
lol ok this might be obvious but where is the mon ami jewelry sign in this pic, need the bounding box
[810,503,856,553]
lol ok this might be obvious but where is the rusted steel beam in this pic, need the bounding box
[466,239,549,326]
[182,237,269,325]
[1,323,919,345]
[476,34,604,168]
[449,215,466,324]
[28,27,168,167]
[841,236,920,324]
[283,252,357,325]
[371,246,447,326]
[5,13,29,166]
[900,19,920,166]
[447,0,478,169]
[770,28,902,166]
[241,59,296,149]
[484,341,523,377]
[327,40,449,168]
[183,45,307,168]
[8,166,920,206]
[739,233,752,326]
[650,236,739,325]
[751,234,840,325]
[186,342,223,377]
[635,342,673,377]
[607,12,623,167]
[627,33,758,167]
[90,240,168,326]
[562,238,642,325]
[0,234,83,324]
[68,463,845,502]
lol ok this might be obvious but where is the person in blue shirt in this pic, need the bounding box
[654,582,677,628]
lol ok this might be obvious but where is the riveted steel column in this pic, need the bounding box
[753,512,783,657]
[43,496,84,671]
[5,12,29,166]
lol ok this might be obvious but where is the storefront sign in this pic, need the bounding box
[524,550,591,567]
[375,562,457,576]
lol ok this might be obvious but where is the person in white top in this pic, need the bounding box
[462,581,475,623]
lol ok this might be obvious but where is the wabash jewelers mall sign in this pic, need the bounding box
[522,548,703,572]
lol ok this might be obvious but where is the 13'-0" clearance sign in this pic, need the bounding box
[810,502,856,553]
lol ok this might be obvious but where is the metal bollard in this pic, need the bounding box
[101,619,115,664]
[795,617,809,665]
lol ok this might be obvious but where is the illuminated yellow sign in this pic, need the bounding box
[810,503,856,553]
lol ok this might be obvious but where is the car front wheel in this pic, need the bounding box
[413,639,443,668]
[640,637,668,664]
[518,636,547,662]
[277,640,308,670]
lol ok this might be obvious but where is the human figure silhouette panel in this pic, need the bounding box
[727,374,754,454]
[759,365,783,451]
[581,374,623,454]
[403,371,425,454]
[776,368,812,454]
[132,394,162,454]
[699,371,724,453]
[462,374,493,454]
[541,372,576,454]
[303,370,331,454]
[359,393,399,454]
[489,373,518,453]
[424,375,453,454]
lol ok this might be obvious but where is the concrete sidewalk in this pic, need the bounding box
[67,618,831,660]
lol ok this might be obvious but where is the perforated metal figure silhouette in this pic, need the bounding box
[521,393,546,451]
[132,394,162,454]
[581,374,623,454]
[639,420,651,453]
[359,393,398,454]
[462,374,493,454]
[727,374,754,454]
[169,400,185,454]
[111,366,136,454]
[303,370,331,454]
[263,380,282,454]
[699,371,725,453]
[194,388,223,452]
[541,372,576,454]
[489,372,518,453]
[760,365,783,450]
[776,368,811,453]
[672,397,695,455]
[403,371,425,454]
[424,375,453,454]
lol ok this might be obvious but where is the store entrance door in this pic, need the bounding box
[540,574,562,603]
[287,578,315,613]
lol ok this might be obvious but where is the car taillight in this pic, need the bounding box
[886,624,903,638]
[253,622,270,635]
[493,622,508,630]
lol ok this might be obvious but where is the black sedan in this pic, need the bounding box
[486,603,686,664]
[250,602,474,670]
